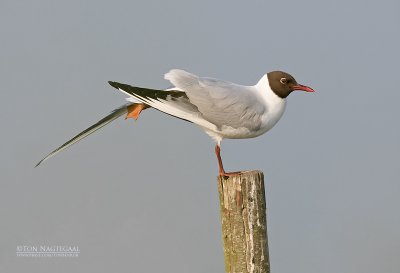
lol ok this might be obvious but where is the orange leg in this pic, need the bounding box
[125,103,149,120]
[215,144,242,177]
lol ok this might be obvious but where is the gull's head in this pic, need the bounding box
[267,71,314,98]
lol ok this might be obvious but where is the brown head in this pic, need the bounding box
[267,71,314,98]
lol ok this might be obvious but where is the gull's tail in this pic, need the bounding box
[35,104,130,167]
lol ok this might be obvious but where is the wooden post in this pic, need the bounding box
[217,170,270,273]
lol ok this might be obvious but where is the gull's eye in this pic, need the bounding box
[280,77,288,85]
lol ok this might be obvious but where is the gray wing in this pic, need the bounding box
[164,69,266,130]
[35,104,129,167]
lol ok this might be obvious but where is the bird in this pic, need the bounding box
[35,69,314,176]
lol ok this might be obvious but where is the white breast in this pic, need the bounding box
[257,77,287,136]
[232,74,286,136]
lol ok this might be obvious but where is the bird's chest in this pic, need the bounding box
[217,100,286,139]
[258,99,287,134]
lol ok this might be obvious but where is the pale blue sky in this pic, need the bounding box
[1,1,399,272]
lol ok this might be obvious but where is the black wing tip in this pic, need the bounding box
[108,81,120,89]
[35,159,43,168]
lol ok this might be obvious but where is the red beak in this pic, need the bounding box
[293,84,315,93]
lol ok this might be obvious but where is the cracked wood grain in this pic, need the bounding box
[217,171,270,273]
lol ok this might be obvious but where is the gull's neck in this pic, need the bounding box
[255,74,286,106]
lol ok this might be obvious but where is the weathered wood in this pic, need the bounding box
[217,170,270,273]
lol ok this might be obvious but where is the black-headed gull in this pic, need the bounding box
[36,69,314,176]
